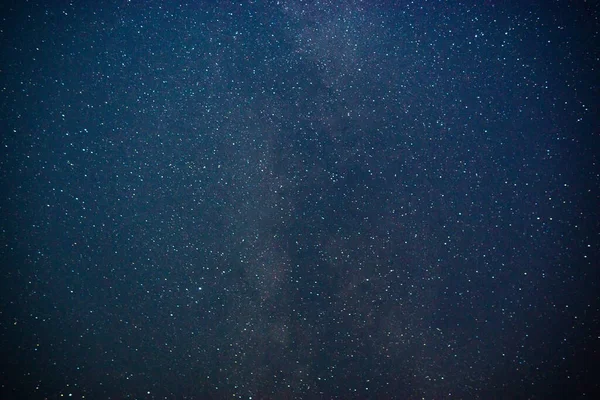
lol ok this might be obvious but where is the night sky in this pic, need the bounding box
[1,1,598,399]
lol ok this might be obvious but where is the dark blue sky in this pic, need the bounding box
[1,1,598,399]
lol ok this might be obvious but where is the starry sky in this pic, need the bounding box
[1,1,598,399]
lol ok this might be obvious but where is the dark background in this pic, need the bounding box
[1,0,598,399]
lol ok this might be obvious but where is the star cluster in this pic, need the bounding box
[1,1,598,399]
